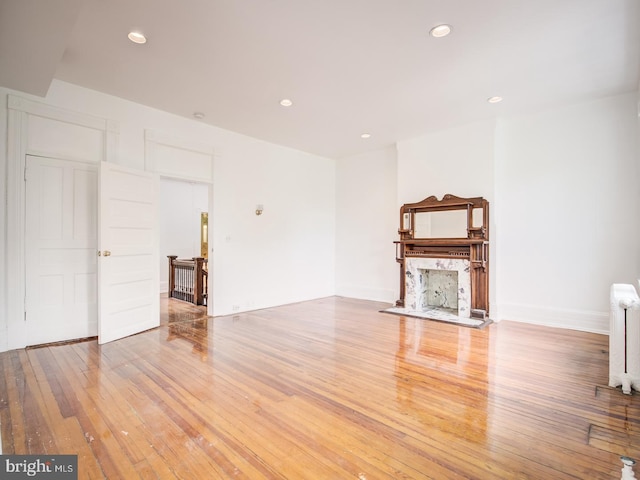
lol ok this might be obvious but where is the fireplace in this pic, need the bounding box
[395,194,489,319]
[405,257,471,317]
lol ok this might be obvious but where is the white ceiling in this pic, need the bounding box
[1,0,639,158]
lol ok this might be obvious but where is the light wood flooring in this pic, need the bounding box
[1,296,639,479]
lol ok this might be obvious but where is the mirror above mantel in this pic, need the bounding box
[399,194,488,241]
[411,208,486,239]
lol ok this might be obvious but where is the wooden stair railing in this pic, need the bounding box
[168,256,208,306]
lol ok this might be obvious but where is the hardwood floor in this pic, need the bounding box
[0,296,638,479]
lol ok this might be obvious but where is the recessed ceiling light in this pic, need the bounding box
[193,112,205,119]
[429,24,452,38]
[128,31,147,44]
[280,99,293,107]
[487,96,503,104]
[361,133,371,139]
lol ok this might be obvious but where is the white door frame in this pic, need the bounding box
[144,129,215,316]
[6,95,118,350]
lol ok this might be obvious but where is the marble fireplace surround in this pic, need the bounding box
[405,257,471,318]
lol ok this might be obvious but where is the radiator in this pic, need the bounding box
[609,283,640,394]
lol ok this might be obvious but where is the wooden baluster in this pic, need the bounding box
[177,266,181,298]
[180,266,185,298]
[186,266,190,301]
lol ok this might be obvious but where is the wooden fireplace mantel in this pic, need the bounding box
[395,194,490,317]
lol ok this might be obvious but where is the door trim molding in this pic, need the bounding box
[144,129,216,184]
[6,95,118,350]
[145,130,216,317]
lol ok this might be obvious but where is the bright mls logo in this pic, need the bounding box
[1,455,77,479]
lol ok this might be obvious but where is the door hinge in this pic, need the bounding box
[24,166,27,182]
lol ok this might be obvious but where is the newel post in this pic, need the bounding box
[168,256,177,297]
[193,257,205,305]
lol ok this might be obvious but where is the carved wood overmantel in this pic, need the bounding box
[395,194,490,318]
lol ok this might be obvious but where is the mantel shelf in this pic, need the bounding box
[394,238,487,246]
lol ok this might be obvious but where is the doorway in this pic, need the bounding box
[159,177,211,313]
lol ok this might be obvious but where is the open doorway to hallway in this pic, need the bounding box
[159,177,211,316]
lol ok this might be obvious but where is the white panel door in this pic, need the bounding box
[25,155,98,345]
[99,162,159,344]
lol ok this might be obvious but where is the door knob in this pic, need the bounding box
[103,250,111,257]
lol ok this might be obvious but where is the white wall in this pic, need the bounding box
[0,94,7,352]
[0,80,336,351]
[637,86,640,285]
[212,136,335,312]
[335,147,398,303]
[397,119,497,312]
[393,94,638,333]
[495,93,638,332]
[159,179,209,293]
[397,120,497,205]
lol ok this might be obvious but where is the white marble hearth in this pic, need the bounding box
[384,306,487,328]
[405,257,471,317]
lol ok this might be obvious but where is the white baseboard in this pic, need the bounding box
[495,302,608,334]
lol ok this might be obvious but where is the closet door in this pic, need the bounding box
[25,155,98,345]
[98,162,159,344]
